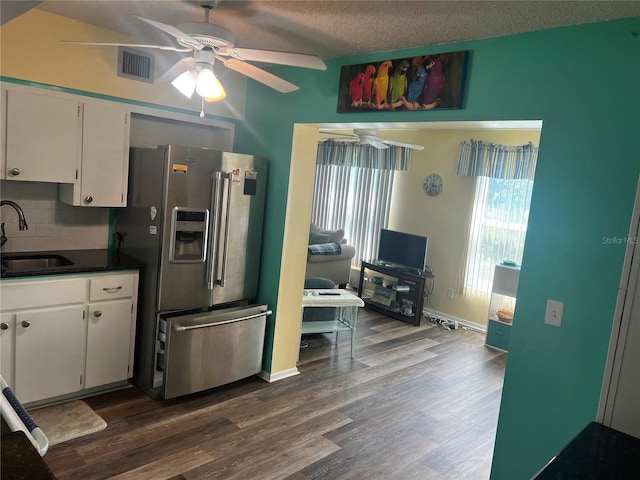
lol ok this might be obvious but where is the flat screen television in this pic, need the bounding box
[377,229,428,271]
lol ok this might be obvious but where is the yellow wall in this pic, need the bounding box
[383,129,541,326]
[0,9,246,119]
[270,124,319,373]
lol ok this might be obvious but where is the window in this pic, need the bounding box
[312,140,410,267]
[464,177,533,295]
[456,139,538,297]
[311,164,394,267]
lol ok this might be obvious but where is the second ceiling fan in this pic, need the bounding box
[320,129,425,151]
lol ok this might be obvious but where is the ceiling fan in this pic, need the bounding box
[320,129,425,151]
[63,3,326,100]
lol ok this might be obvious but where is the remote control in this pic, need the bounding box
[319,292,340,295]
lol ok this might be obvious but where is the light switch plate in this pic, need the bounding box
[545,299,564,327]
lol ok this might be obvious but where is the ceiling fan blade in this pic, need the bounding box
[368,139,390,150]
[319,131,358,139]
[382,139,425,151]
[219,57,299,93]
[61,41,192,52]
[134,15,203,50]
[223,48,326,70]
[158,57,195,82]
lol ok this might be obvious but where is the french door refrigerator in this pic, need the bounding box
[115,145,270,399]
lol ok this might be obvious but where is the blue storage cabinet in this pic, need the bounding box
[485,264,520,352]
[486,319,512,351]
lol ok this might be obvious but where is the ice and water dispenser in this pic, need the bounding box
[169,207,209,262]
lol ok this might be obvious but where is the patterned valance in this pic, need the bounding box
[317,139,410,171]
[456,139,538,180]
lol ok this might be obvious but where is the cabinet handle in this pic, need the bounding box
[20,320,30,328]
[84,196,93,204]
[102,286,122,293]
[0,322,8,330]
[94,311,102,318]
[9,168,20,176]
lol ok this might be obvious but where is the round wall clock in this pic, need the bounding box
[423,173,443,196]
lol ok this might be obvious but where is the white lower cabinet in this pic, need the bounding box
[15,305,85,404]
[0,271,138,405]
[0,313,15,387]
[85,299,133,389]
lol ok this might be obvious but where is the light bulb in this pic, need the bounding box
[171,70,197,99]
[196,68,226,101]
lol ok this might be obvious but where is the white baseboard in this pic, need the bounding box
[258,367,300,383]
[423,308,486,333]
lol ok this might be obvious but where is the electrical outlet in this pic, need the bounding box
[447,288,454,299]
[545,299,564,327]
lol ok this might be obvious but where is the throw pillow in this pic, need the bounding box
[309,232,330,245]
[326,228,344,243]
[309,223,345,244]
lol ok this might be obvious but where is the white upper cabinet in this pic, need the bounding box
[59,101,131,207]
[5,89,82,183]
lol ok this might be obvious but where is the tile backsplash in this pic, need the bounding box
[0,181,109,252]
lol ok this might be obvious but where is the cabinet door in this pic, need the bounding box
[14,305,85,404]
[1,89,6,180]
[5,90,81,183]
[85,299,132,389]
[78,102,130,207]
[0,313,15,388]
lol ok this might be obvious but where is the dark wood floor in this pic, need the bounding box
[43,309,506,480]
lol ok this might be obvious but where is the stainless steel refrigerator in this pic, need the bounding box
[115,145,270,399]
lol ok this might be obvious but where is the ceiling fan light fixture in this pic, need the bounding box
[204,88,227,102]
[195,67,226,101]
[171,70,197,98]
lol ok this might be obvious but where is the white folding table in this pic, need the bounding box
[301,289,364,357]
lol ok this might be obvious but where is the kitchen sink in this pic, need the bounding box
[1,254,74,271]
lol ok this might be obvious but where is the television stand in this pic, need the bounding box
[357,260,429,325]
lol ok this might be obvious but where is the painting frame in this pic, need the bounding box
[336,50,469,113]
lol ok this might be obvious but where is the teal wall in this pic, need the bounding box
[235,18,640,478]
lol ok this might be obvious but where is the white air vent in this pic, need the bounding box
[118,47,154,83]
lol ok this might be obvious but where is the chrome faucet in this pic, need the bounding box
[1,200,29,247]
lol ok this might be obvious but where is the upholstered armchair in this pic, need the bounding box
[305,224,356,287]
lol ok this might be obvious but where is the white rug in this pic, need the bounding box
[30,400,107,445]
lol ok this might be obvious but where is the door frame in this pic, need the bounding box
[598,174,640,430]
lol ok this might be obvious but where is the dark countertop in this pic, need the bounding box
[533,421,640,479]
[1,249,142,279]
[1,418,57,479]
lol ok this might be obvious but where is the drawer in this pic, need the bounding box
[0,278,87,310]
[486,319,511,351]
[90,274,134,301]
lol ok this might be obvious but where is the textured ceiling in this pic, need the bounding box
[12,0,640,60]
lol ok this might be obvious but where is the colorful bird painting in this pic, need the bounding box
[423,59,446,106]
[349,71,365,107]
[362,65,376,105]
[372,60,393,107]
[406,66,428,103]
[389,61,409,103]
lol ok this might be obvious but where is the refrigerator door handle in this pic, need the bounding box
[172,310,273,332]
[206,172,223,290]
[217,172,233,287]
